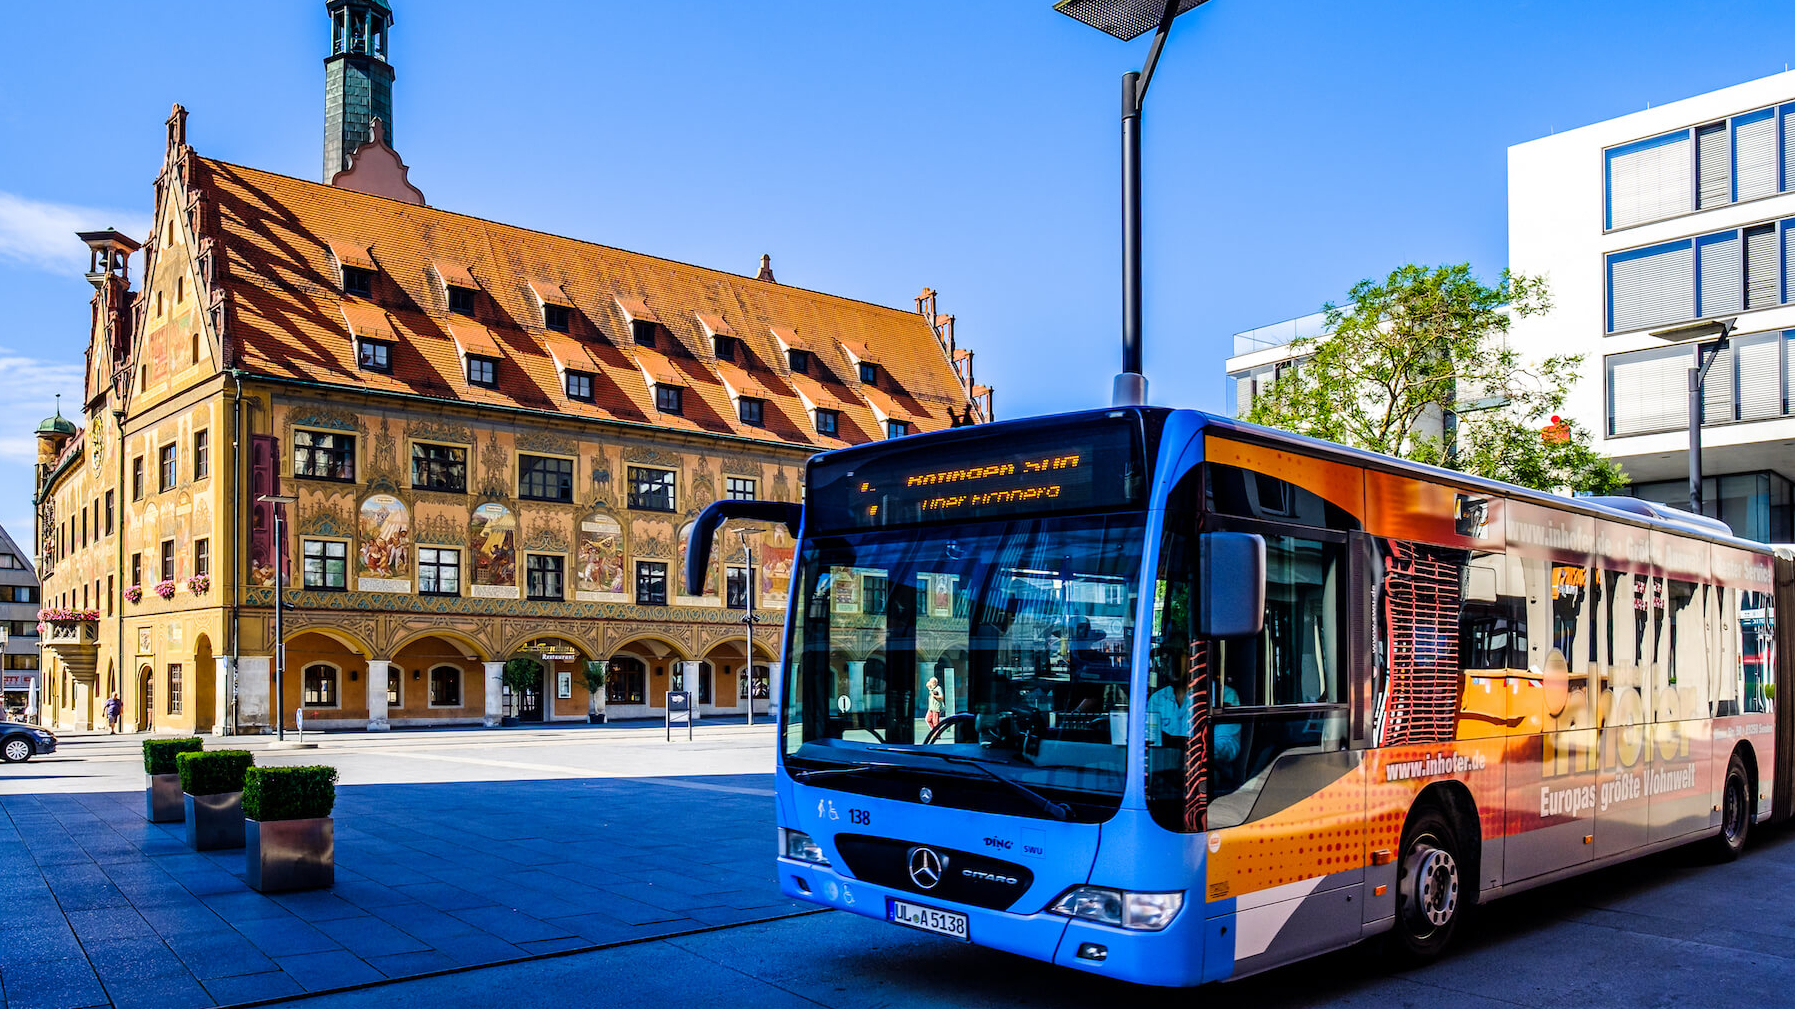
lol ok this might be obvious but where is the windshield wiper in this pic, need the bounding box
[789,761,905,783]
[867,747,1071,821]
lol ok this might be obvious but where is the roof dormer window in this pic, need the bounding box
[342,266,373,296]
[788,349,810,374]
[467,355,498,387]
[655,384,684,415]
[448,286,476,316]
[739,397,764,426]
[714,335,735,361]
[814,408,839,436]
[544,303,570,333]
[859,361,877,386]
[631,320,656,348]
[357,338,392,373]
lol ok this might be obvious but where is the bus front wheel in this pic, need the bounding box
[1391,807,1463,962]
[1711,753,1751,863]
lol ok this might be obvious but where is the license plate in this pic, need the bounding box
[888,898,970,941]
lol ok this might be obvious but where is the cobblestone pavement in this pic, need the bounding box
[0,725,797,1009]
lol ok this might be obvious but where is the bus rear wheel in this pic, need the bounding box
[1391,807,1463,962]
[1711,754,1751,863]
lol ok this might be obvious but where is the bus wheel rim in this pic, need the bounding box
[1723,775,1745,844]
[1409,843,1457,929]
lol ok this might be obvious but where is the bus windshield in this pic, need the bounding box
[781,512,1146,821]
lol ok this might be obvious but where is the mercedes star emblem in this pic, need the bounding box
[919,786,933,804]
[908,846,944,889]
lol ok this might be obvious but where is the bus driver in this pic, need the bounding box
[1147,643,1239,762]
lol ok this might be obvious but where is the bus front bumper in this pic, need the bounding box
[777,856,1211,987]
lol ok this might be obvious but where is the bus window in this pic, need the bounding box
[1205,535,1348,828]
[1206,463,1359,531]
[1740,589,1775,714]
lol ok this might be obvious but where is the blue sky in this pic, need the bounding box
[1,0,1792,544]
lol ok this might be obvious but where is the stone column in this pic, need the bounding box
[367,659,391,731]
[483,661,504,727]
[213,656,235,736]
[237,656,272,732]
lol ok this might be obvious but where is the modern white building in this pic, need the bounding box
[1507,70,1795,542]
[1224,311,1327,418]
[1225,71,1795,544]
[1,524,43,718]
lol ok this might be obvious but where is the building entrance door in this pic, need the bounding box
[518,674,544,722]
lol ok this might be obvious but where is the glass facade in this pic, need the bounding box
[1626,470,1794,543]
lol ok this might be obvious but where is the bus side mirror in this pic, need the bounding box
[1199,532,1265,639]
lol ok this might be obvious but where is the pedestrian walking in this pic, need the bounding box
[925,676,945,730]
[103,692,123,734]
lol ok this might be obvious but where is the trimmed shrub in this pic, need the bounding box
[175,750,255,796]
[143,737,204,776]
[243,766,338,822]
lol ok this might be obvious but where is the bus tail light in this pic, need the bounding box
[1048,886,1184,931]
[783,828,830,866]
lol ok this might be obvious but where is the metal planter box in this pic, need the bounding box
[146,774,184,823]
[183,791,246,850]
[246,817,334,893]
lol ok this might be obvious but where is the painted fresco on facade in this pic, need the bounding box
[760,524,794,606]
[471,503,516,586]
[359,494,411,579]
[576,512,625,595]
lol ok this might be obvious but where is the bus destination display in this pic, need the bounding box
[809,418,1140,530]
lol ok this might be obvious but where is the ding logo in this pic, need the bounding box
[919,787,933,804]
[908,846,944,890]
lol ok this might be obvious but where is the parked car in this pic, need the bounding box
[1,724,55,762]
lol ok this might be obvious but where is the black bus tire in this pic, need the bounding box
[1711,753,1751,863]
[1390,806,1464,963]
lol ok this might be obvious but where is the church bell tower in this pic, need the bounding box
[323,0,395,183]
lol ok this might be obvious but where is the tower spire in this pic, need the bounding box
[323,0,395,183]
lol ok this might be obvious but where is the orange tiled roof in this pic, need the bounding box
[197,156,979,447]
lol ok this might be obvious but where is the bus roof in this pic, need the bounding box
[1192,409,1772,555]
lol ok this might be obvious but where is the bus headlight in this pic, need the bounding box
[783,828,830,866]
[1048,886,1184,931]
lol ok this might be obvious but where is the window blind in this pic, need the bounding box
[1734,109,1778,201]
[1606,131,1692,229]
[1745,224,1777,309]
[1608,346,1691,436]
[1698,232,1742,317]
[1609,240,1694,333]
[1785,223,1795,303]
[1697,122,1730,209]
[1782,105,1795,193]
[1735,335,1782,421]
[1700,343,1734,423]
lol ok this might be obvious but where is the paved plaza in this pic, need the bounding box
[5,725,1795,1009]
[0,724,803,1009]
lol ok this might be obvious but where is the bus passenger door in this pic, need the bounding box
[1204,530,1364,976]
[1503,557,1596,882]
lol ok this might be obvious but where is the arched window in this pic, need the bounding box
[302,663,339,708]
[606,656,646,705]
[429,665,462,707]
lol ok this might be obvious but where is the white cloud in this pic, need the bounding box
[0,348,86,554]
[0,190,152,273]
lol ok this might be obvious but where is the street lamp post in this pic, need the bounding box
[258,493,297,740]
[1649,317,1737,516]
[1056,0,1215,406]
[738,528,757,728]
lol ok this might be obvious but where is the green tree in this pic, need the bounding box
[1241,263,1625,494]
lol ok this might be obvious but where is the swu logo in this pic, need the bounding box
[962,869,1019,885]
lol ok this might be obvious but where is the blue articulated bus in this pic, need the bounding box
[686,405,1795,987]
